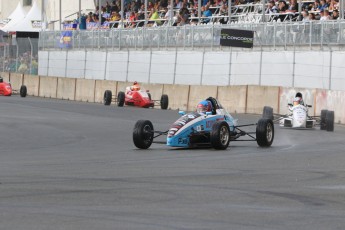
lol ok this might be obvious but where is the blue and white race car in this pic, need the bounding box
[133,97,274,150]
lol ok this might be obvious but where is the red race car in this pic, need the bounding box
[103,84,169,109]
[0,77,27,97]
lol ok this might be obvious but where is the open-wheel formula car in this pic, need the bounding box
[132,97,274,150]
[262,103,334,132]
[0,77,27,97]
[103,88,169,110]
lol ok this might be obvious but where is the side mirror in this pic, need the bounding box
[146,89,149,92]
[206,111,212,116]
[178,111,185,116]
[288,103,293,106]
[307,105,312,108]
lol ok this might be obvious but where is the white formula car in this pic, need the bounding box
[263,103,334,132]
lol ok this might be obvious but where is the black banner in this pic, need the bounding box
[220,29,254,48]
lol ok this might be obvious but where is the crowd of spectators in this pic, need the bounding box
[265,0,341,21]
[65,0,343,30]
[0,52,38,75]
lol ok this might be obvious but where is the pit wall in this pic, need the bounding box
[3,72,345,124]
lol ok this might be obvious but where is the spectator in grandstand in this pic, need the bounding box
[217,4,228,23]
[110,11,121,21]
[127,11,137,28]
[164,5,174,21]
[320,9,332,20]
[147,7,162,26]
[175,0,183,9]
[78,13,87,30]
[177,2,190,25]
[332,9,339,19]
[311,0,321,11]
[202,0,208,6]
[160,0,168,8]
[286,0,298,13]
[148,1,155,11]
[86,12,95,23]
[266,0,279,14]
[300,10,309,21]
[308,12,316,20]
[319,0,329,11]
[202,4,212,23]
[278,0,288,12]
[110,0,119,13]
[330,0,339,10]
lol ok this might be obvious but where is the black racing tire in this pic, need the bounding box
[103,90,112,106]
[117,91,125,107]
[320,109,328,130]
[160,94,169,110]
[147,92,152,101]
[256,118,274,147]
[210,121,230,150]
[326,110,334,132]
[262,106,274,120]
[133,120,154,149]
[20,85,27,97]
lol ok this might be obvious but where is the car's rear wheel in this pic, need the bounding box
[320,109,328,130]
[103,90,112,105]
[160,94,169,110]
[256,118,274,147]
[117,91,125,107]
[210,121,230,150]
[20,85,27,97]
[262,106,274,120]
[326,110,334,132]
[133,120,154,149]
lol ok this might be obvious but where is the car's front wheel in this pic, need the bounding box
[20,85,27,97]
[160,94,169,110]
[210,121,230,150]
[103,90,112,105]
[256,118,274,147]
[133,120,154,149]
[117,91,125,107]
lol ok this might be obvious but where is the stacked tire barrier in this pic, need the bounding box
[2,72,344,124]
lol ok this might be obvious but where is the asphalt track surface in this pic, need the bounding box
[1,95,345,230]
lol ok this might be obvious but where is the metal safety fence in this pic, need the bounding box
[38,20,345,51]
[0,37,39,75]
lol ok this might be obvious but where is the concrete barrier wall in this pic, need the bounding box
[140,83,164,102]
[39,76,58,98]
[23,75,40,96]
[1,72,10,82]
[12,73,345,124]
[217,86,247,114]
[9,73,24,90]
[246,85,280,114]
[162,84,190,111]
[75,79,96,102]
[57,78,76,100]
[315,89,345,124]
[95,80,117,103]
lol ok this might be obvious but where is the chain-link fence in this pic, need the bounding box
[0,37,39,75]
